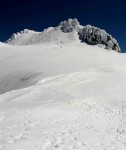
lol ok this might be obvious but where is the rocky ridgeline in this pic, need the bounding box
[60,19,121,52]
[6,19,121,52]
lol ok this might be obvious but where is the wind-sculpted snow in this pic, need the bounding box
[6,18,121,52]
[8,29,35,41]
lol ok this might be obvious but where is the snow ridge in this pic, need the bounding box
[6,18,121,52]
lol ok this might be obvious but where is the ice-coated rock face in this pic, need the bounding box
[60,19,121,52]
[78,25,120,52]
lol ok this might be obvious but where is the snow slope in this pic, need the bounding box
[0,31,126,149]
[6,28,79,45]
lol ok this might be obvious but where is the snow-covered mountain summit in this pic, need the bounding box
[6,18,121,52]
[0,18,126,149]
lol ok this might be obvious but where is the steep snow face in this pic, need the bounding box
[60,19,121,52]
[6,18,121,52]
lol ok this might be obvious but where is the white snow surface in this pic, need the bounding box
[0,38,126,149]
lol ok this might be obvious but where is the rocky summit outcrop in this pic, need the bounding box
[6,18,121,52]
[60,19,121,52]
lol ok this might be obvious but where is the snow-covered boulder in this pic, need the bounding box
[59,18,80,32]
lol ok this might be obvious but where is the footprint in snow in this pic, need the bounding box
[8,134,27,143]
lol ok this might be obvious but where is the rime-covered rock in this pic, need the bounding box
[59,18,80,32]
[60,19,121,52]
[78,25,120,52]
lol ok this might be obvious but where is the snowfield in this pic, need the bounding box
[0,27,126,150]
